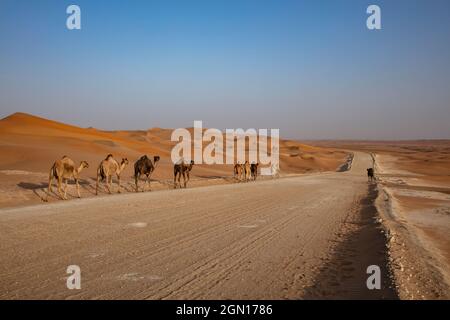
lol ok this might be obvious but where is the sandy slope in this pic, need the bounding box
[375,154,450,299]
[0,113,348,209]
[0,152,395,299]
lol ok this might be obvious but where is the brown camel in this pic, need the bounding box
[244,161,251,182]
[250,162,259,181]
[134,155,160,192]
[174,159,194,188]
[46,156,89,201]
[96,154,129,195]
[233,162,244,182]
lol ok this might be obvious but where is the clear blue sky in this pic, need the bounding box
[1,0,449,139]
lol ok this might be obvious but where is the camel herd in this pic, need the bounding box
[233,161,259,182]
[46,154,258,201]
[46,154,261,201]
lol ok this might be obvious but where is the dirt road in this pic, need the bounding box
[0,152,396,299]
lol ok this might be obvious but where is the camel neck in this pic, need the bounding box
[77,164,85,173]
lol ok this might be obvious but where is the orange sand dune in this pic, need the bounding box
[0,113,348,208]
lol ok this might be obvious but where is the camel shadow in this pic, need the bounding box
[86,177,138,194]
[17,182,48,201]
[195,175,226,179]
[18,180,92,201]
[17,182,47,190]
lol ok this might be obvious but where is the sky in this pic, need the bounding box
[1,0,449,140]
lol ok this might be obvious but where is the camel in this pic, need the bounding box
[134,155,160,192]
[46,156,89,201]
[244,161,251,182]
[250,162,259,181]
[174,159,195,188]
[96,154,129,195]
[367,168,375,182]
[234,163,244,182]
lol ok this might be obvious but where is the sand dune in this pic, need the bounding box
[0,113,348,208]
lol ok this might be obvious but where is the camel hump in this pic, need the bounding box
[140,155,148,160]
[105,154,113,160]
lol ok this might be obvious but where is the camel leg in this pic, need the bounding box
[144,175,149,192]
[46,173,53,202]
[107,176,112,194]
[63,179,68,200]
[186,171,190,188]
[57,177,64,200]
[174,173,177,189]
[147,175,152,191]
[177,172,182,189]
[76,178,81,198]
[135,175,139,192]
[182,171,187,188]
[96,172,100,195]
[117,175,121,193]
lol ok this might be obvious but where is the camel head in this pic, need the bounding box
[80,161,89,169]
[121,158,129,166]
[154,156,160,163]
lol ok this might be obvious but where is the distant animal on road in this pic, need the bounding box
[134,155,160,192]
[47,156,89,201]
[250,162,259,181]
[174,159,194,188]
[367,168,375,182]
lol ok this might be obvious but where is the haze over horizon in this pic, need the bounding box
[1,0,450,140]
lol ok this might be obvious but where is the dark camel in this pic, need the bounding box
[174,159,194,188]
[250,162,259,181]
[134,155,160,192]
[367,168,375,182]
